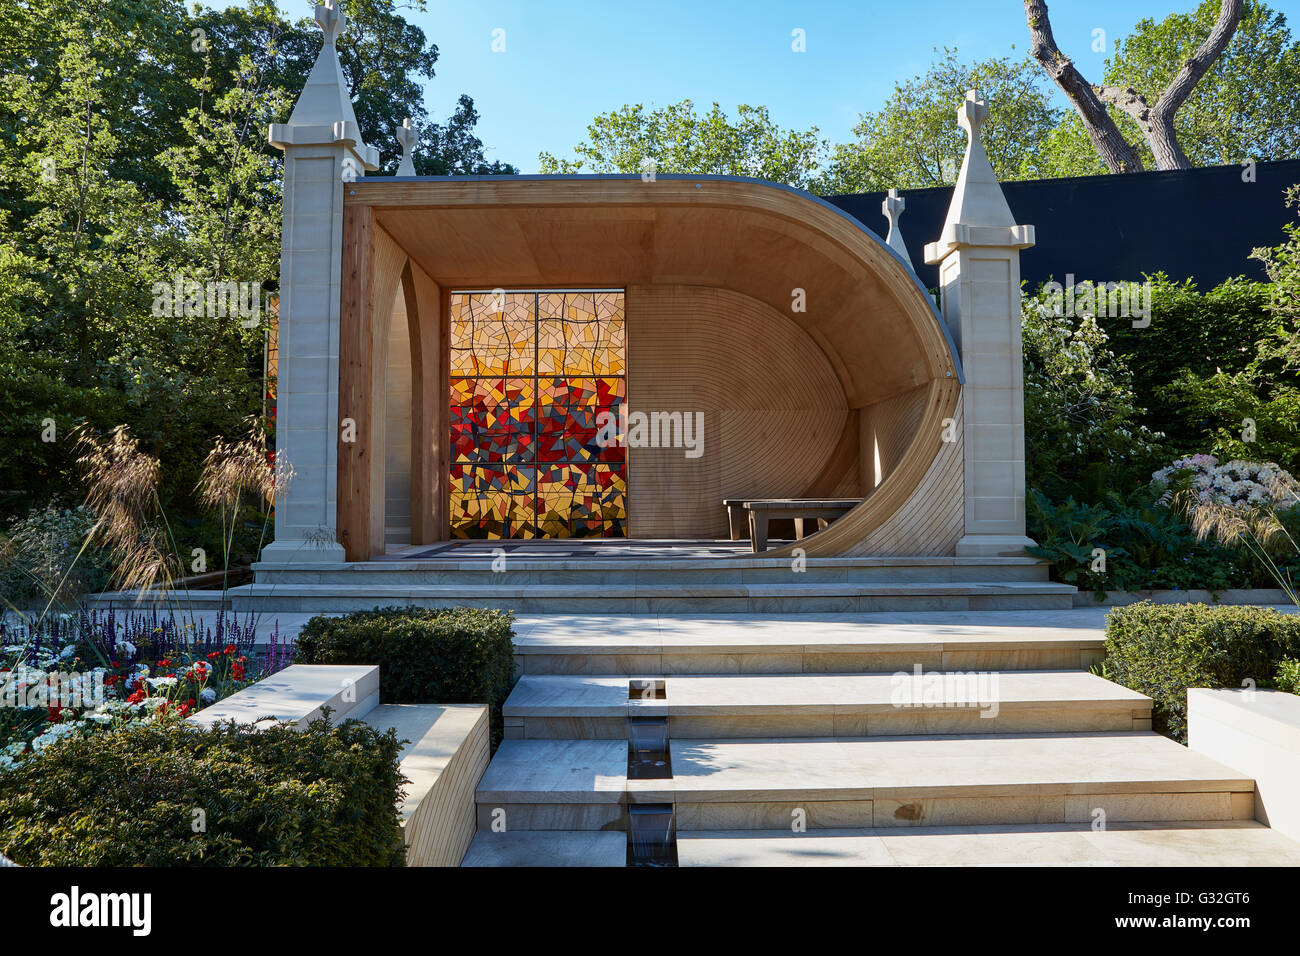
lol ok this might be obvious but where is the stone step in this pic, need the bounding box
[675,821,1300,867]
[473,733,1254,831]
[96,580,1076,614]
[460,831,627,867]
[515,612,1107,675]
[253,555,1052,586]
[502,671,1152,739]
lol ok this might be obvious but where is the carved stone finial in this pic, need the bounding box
[396,117,417,176]
[923,89,1029,264]
[315,0,345,47]
[881,188,913,269]
[958,90,989,141]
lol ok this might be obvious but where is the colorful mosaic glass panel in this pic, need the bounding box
[449,378,534,464]
[449,464,535,539]
[449,292,535,377]
[537,290,625,376]
[538,377,625,464]
[449,291,626,538]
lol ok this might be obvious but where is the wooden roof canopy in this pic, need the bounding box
[344,175,963,409]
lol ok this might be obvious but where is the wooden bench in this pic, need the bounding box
[731,498,864,553]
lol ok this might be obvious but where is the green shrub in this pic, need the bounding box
[295,606,516,747]
[1103,603,1300,741]
[1026,489,1299,596]
[1278,658,1300,695]
[0,713,406,866]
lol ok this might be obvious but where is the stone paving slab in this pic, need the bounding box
[504,671,1149,717]
[677,821,1300,867]
[461,831,626,867]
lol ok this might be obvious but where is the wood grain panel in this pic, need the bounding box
[355,178,961,407]
[761,378,962,558]
[627,285,852,538]
[337,203,373,562]
[403,261,444,544]
[337,214,411,560]
[861,384,930,488]
[854,396,966,556]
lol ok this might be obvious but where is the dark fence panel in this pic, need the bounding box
[826,158,1300,291]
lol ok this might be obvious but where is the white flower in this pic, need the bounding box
[31,723,76,751]
[147,676,178,690]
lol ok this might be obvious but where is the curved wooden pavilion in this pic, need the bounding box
[260,10,1037,571]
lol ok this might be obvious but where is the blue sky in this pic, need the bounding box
[238,1,1300,171]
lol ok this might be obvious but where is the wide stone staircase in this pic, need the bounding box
[461,613,1300,866]
[131,555,1078,615]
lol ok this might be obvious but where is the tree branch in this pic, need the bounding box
[1023,0,1144,173]
[1146,0,1243,169]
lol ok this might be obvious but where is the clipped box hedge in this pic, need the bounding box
[1103,602,1300,742]
[0,715,406,866]
[295,606,516,746]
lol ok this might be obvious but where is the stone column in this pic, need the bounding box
[924,92,1036,558]
[261,0,378,565]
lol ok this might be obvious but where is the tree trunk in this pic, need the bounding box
[1024,0,1243,173]
[1023,0,1143,173]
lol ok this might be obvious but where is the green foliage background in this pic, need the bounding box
[0,0,512,556]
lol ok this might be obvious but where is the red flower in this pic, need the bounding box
[224,644,237,655]
[207,651,220,660]
[127,688,146,704]
[231,663,245,681]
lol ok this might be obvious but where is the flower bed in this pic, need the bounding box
[0,607,294,771]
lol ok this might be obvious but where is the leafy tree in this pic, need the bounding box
[538,99,826,189]
[1038,0,1300,177]
[0,0,511,536]
[415,94,518,175]
[191,1,515,176]
[817,49,1061,194]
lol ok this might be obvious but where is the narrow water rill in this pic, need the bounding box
[627,804,677,867]
[627,716,671,778]
[626,686,677,866]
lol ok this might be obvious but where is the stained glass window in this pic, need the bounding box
[449,291,626,538]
